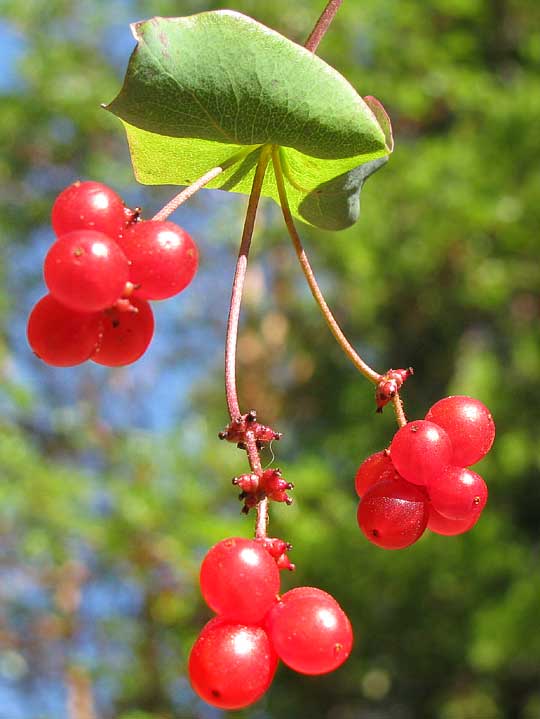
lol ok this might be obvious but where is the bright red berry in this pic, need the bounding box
[427,506,482,536]
[27,294,101,367]
[354,450,400,497]
[425,395,495,466]
[266,586,353,675]
[44,230,129,313]
[51,180,127,238]
[428,466,488,520]
[189,617,278,709]
[357,478,429,549]
[116,220,198,300]
[389,420,453,485]
[91,297,154,367]
[199,537,280,623]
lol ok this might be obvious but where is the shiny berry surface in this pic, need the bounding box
[425,395,495,466]
[189,617,278,710]
[355,450,400,497]
[357,478,429,549]
[199,537,280,623]
[117,220,198,300]
[428,466,488,520]
[91,297,154,367]
[27,294,101,367]
[44,230,129,312]
[266,586,353,675]
[51,180,127,238]
[427,506,481,536]
[390,420,453,485]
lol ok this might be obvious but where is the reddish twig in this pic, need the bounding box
[304,0,344,53]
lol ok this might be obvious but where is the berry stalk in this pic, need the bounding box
[224,146,272,421]
[151,166,224,222]
[224,145,272,537]
[271,145,382,385]
[304,0,344,52]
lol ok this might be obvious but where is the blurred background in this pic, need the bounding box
[1,0,540,717]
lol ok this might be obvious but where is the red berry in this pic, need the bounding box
[91,297,154,366]
[199,537,280,623]
[427,506,482,536]
[425,395,495,466]
[44,231,129,313]
[189,617,278,709]
[266,587,353,675]
[428,466,488,520]
[357,478,429,549]
[389,420,453,485]
[116,220,198,300]
[52,180,127,238]
[354,450,400,497]
[27,294,100,367]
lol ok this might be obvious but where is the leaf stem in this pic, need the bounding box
[224,146,272,421]
[272,146,382,385]
[151,166,224,222]
[304,0,344,53]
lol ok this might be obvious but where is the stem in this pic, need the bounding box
[392,393,407,427]
[304,0,344,52]
[244,431,269,540]
[151,166,224,222]
[224,146,272,421]
[272,146,381,385]
[223,147,271,539]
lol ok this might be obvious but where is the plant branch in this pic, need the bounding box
[151,166,224,222]
[272,146,381,385]
[304,0,344,53]
[224,146,272,421]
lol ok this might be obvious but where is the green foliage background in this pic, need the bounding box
[1,1,539,718]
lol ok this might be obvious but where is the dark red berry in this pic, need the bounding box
[116,220,198,300]
[52,180,127,238]
[427,506,482,536]
[357,478,429,549]
[199,537,280,623]
[354,450,400,497]
[189,617,278,709]
[91,296,154,366]
[44,230,129,313]
[27,294,101,367]
[425,395,495,466]
[390,420,453,485]
[428,466,488,520]
[266,587,353,675]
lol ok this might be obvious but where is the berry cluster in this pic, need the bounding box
[27,180,198,367]
[189,537,353,709]
[356,395,495,548]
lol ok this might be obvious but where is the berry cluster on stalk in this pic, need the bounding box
[189,537,353,710]
[26,0,501,711]
[27,180,198,367]
[356,395,496,548]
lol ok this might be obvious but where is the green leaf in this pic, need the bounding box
[107,10,392,230]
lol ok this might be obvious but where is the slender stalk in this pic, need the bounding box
[392,393,407,427]
[224,146,271,421]
[304,0,344,52]
[243,431,269,540]
[223,147,271,538]
[151,166,224,222]
[272,146,381,384]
